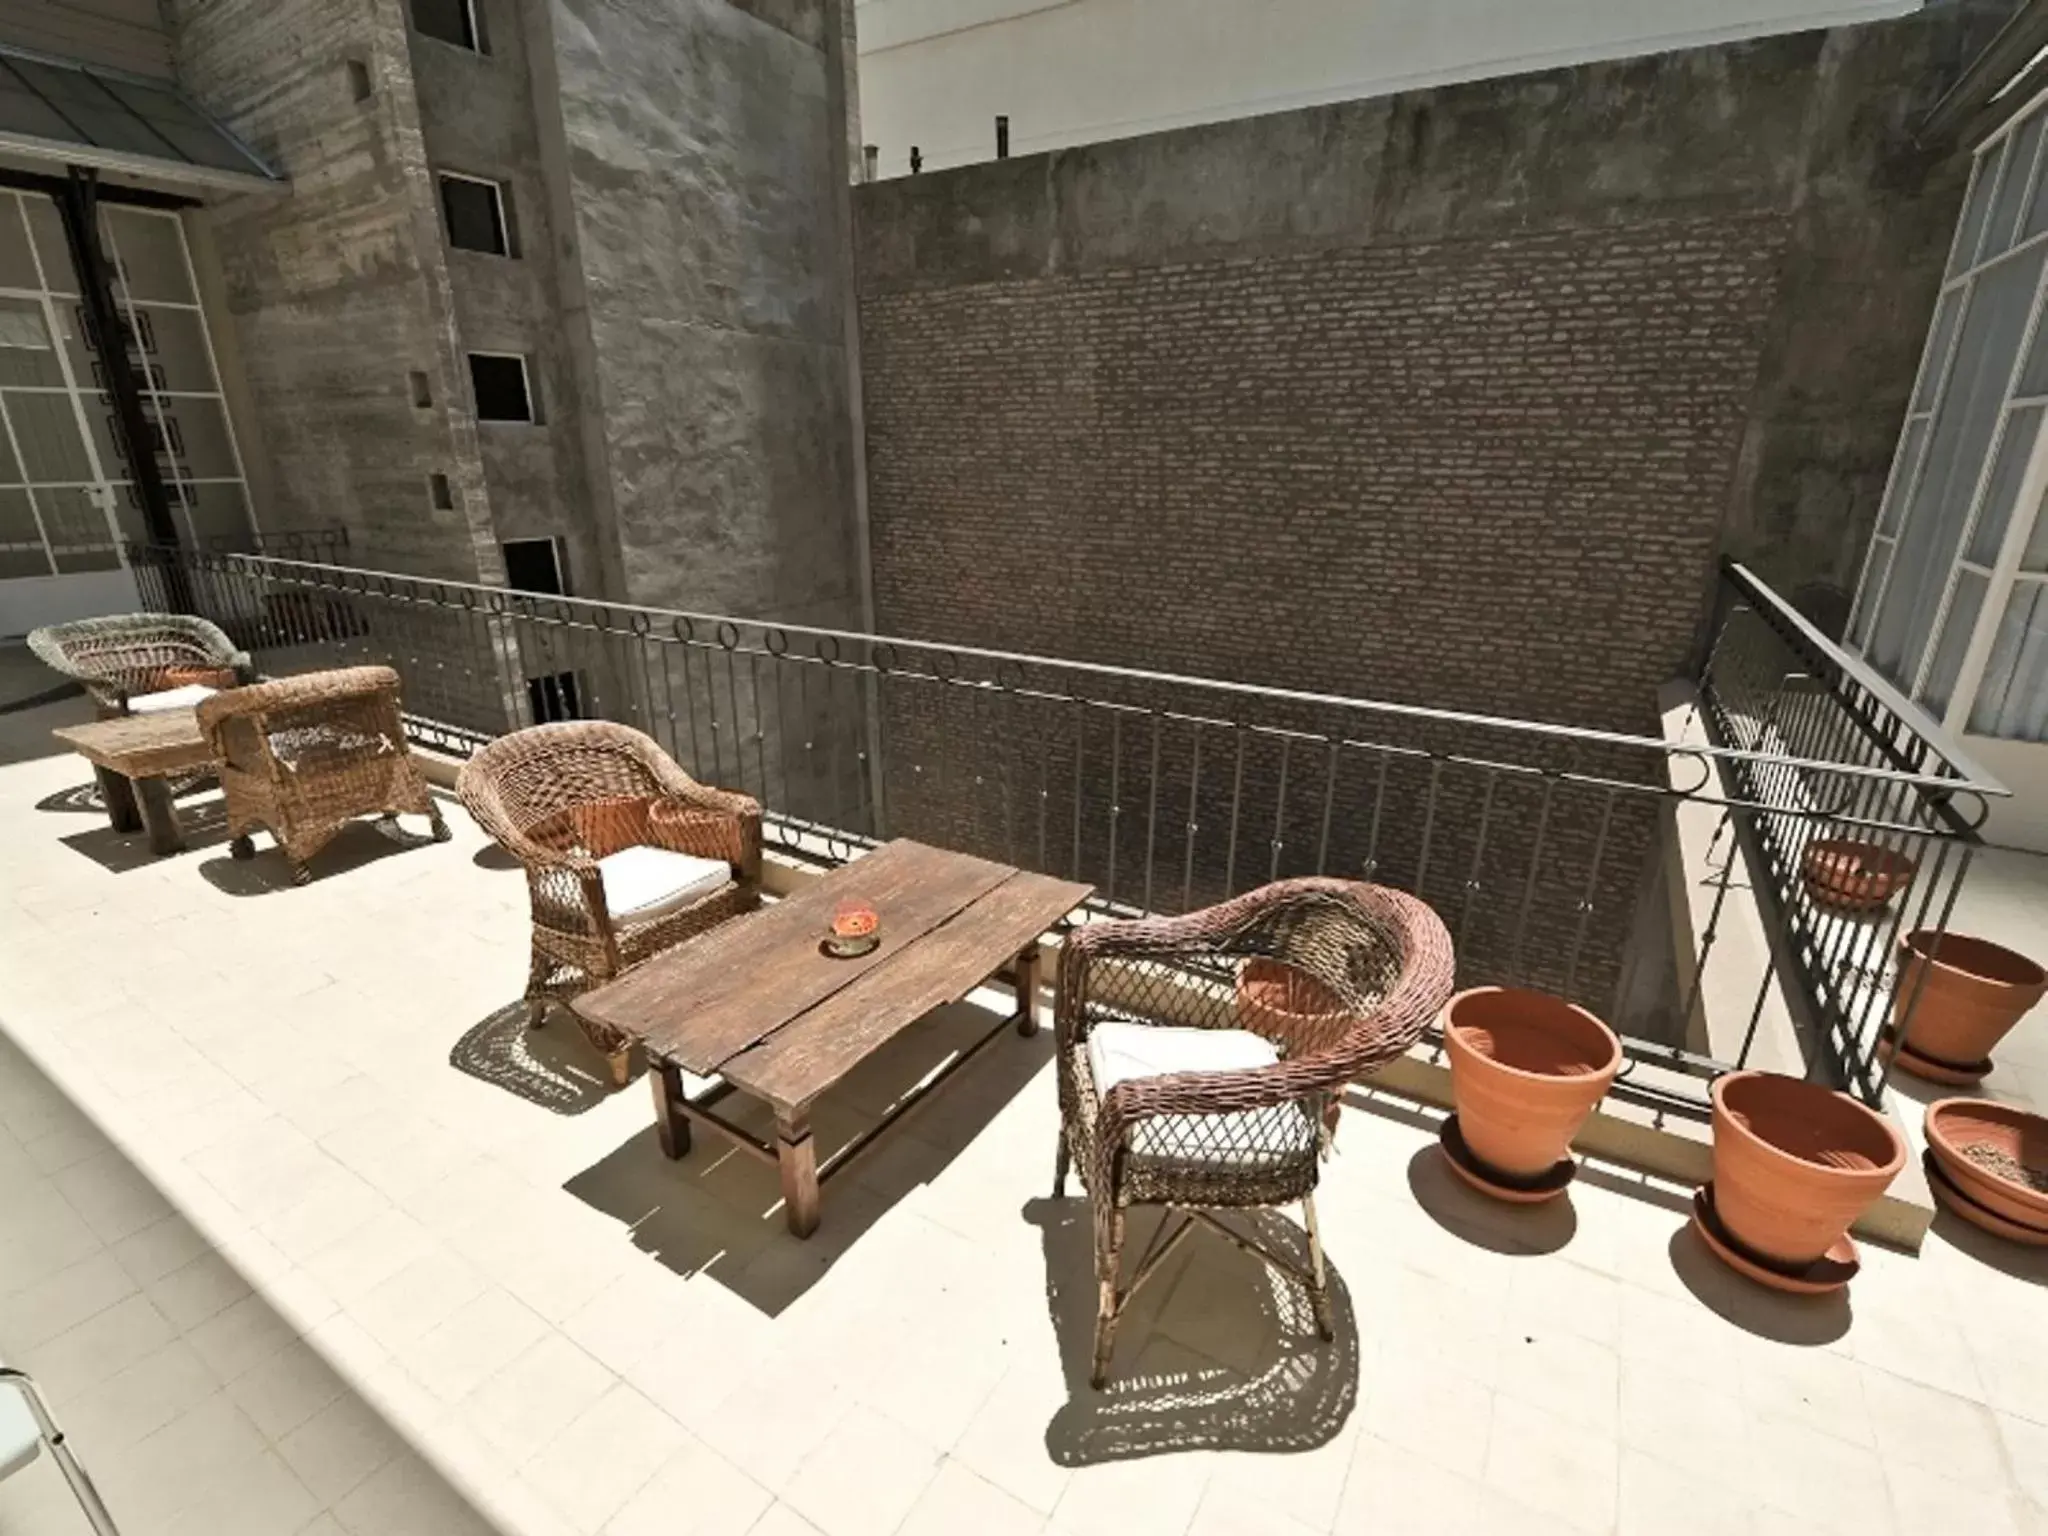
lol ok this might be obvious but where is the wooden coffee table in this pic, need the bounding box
[575,839,1092,1236]
[52,709,215,856]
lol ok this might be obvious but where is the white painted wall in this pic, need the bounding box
[0,570,142,642]
[856,0,1921,173]
[1961,734,2048,855]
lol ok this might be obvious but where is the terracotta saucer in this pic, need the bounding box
[1923,1151,2048,1248]
[1437,1115,1576,1204]
[1690,1184,1859,1295]
[1881,1030,1991,1087]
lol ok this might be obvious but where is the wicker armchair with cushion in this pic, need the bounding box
[197,665,446,885]
[456,721,762,1085]
[27,613,253,716]
[1055,877,1454,1386]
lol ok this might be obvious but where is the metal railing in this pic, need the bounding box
[128,544,2003,1120]
[1698,561,2002,1104]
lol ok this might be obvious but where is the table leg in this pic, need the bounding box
[1015,943,1042,1037]
[776,1110,820,1238]
[95,765,140,833]
[651,1060,691,1160]
[133,778,185,856]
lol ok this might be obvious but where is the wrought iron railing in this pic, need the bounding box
[1698,560,2002,1104]
[128,544,2003,1120]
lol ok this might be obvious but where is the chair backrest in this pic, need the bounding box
[457,721,675,845]
[27,613,238,699]
[196,666,406,780]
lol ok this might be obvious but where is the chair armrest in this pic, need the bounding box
[648,795,760,879]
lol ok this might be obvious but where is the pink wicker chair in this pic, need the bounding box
[1055,878,1454,1386]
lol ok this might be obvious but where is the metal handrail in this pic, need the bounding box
[1719,558,2006,793]
[178,547,2009,803]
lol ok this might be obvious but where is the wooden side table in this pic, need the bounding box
[51,710,216,856]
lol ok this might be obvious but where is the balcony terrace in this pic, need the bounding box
[0,549,2044,1536]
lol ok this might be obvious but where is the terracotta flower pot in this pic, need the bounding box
[1442,987,1621,1182]
[1924,1098,2048,1232]
[1893,931,2046,1077]
[1799,838,1915,912]
[1709,1071,1905,1269]
[1238,959,1349,1135]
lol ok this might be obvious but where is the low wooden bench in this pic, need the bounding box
[52,710,215,856]
[577,839,1092,1236]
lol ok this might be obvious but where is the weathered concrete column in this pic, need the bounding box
[533,0,868,629]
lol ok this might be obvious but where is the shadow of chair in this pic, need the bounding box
[1023,1195,1359,1466]
[59,795,231,874]
[564,999,1052,1315]
[448,1001,615,1115]
[197,816,444,896]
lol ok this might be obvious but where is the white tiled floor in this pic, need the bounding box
[1,694,2045,1536]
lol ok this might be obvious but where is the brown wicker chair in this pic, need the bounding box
[1055,877,1454,1387]
[456,721,762,1085]
[28,612,253,715]
[197,665,447,885]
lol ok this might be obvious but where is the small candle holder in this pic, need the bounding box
[822,900,881,958]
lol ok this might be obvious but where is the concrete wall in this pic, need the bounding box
[407,0,605,597]
[530,0,867,628]
[855,5,2014,697]
[854,0,1919,173]
[849,4,2015,1010]
[0,0,174,78]
[170,0,502,586]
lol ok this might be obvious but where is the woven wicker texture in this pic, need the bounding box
[456,721,762,1070]
[1055,878,1454,1381]
[27,613,253,713]
[197,665,444,883]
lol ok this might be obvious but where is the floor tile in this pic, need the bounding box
[602,1437,774,1536]
[1481,1394,1619,1534]
[783,1405,941,1536]
[523,1382,691,1532]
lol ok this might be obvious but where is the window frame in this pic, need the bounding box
[466,350,535,424]
[412,0,487,53]
[437,171,513,258]
[500,534,566,596]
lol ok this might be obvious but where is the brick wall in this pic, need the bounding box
[862,213,1787,734]
[848,13,2005,1021]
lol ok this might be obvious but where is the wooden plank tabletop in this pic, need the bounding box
[52,710,212,778]
[575,840,1017,1075]
[722,867,1092,1114]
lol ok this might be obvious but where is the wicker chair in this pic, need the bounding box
[456,721,762,1085]
[27,613,253,715]
[1055,877,1454,1387]
[197,665,447,885]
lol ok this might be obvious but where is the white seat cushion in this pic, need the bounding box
[127,683,217,714]
[1085,1019,1318,1169]
[0,1381,40,1482]
[597,844,731,923]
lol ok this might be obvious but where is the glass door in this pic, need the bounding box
[1851,91,2048,746]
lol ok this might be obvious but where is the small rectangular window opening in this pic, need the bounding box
[346,59,374,101]
[414,0,484,52]
[501,536,566,595]
[409,370,432,408]
[428,473,454,510]
[527,670,581,723]
[468,352,533,422]
[439,173,512,257]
